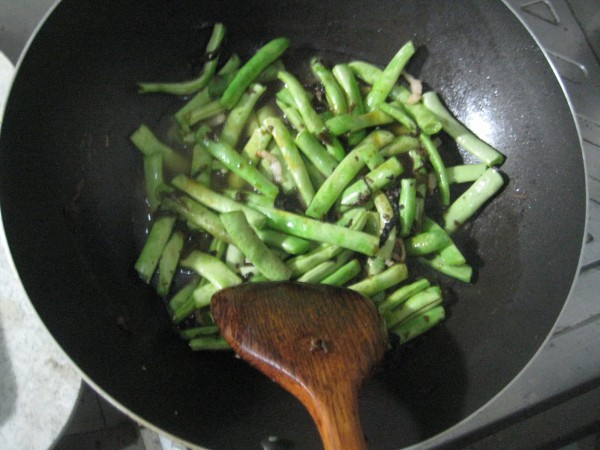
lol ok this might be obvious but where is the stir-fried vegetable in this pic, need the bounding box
[133,23,506,350]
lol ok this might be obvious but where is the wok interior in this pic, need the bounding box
[0,0,585,448]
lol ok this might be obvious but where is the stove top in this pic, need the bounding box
[0,0,598,448]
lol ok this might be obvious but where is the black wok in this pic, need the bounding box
[0,0,586,448]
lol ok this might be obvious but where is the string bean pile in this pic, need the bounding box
[131,23,506,351]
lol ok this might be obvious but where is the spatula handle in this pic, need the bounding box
[308,386,368,450]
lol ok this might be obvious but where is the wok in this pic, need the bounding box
[0,0,586,448]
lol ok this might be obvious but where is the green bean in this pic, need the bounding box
[418,254,473,283]
[255,205,379,256]
[189,336,231,351]
[444,168,504,233]
[422,91,505,166]
[218,53,242,75]
[220,211,291,281]
[366,257,387,276]
[276,99,306,132]
[221,37,290,109]
[399,178,416,237]
[221,83,267,147]
[373,191,397,260]
[413,183,427,232]
[174,87,211,127]
[306,130,394,219]
[243,125,272,162]
[421,217,466,266]
[326,109,394,135]
[378,278,431,314]
[357,142,384,170]
[180,325,221,340]
[192,282,220,310]
[254,229,310,255]
[264,117,315,207]
[405,229,451,256]
[380,135,420,158]
[161,195,231,243]
[156,231,185,296]
[446,164,487,184]
[296,250,352,283]
[321,259,362,286]
[134,216,176,283]
[143,153,164,212]
[130,124,190,174]
[382,285,442,328]
[391,305,445,343]
[180,250,242,289]
[347,60,382,84]
[203,139,279,198]
[138,23,225,95]
[304,158,327,189]
[377,102,417,133]
[169,281,198,314]
[277,71,326,136]
[171,174,266,229]
[420,133,450,206]
[294,130,338,177]
[187,100,226,126]
[310,58,348,115]
[332,63,366,145]
[265,144,297,193]
[225,243,245,270]
[348,263,409,298]
[364,41,415,111]
[341,157,404,206]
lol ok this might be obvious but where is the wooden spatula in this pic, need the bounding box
[211,281,388,450]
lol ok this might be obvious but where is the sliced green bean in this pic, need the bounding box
[421,217,466,266]
[382,285,442,328]
[422,91,505,166]
[310,58,348,115]
[180,250,241,289]
[380,136,420,158]
[169,281,198,314]
[192,282,220,310]
[341,157,404,206]
[143,153,164,212]
[130,125,190,174]
[332,63,366,145]
[296,250,352,283]
[187,100,226,126]
[405,229,451,256]
[221,37,290,109]
[418,254,473,283]
[174,87,211,127]
[326,110,394,135]
[378,278,431,314]
[399,178,416,237]
[276,99,306,132]
[221,83,267,147]
[156,231,185,296]
[180,325,221,340]
[373,191,396,260]
[171,174,266,228]
[391,305,445,343]
[264,117,315,207]
[225,243,245,270]
[255,205,379,256]
[357,142,384,170]
[420,133,450,206]
[446,163,488,184]
[255,229,310,255]
[203,139,279,198]
[444,168,504,233]
[377,102,417,133]
[364,41,415,111]
[161,195,231,243]
[294,130,339,177]
[134,216,176,283]
[348,263,408,298]
[189,336,231,351]
[277,71,326,136]
[321,259,362,286]
[138,23,225,95]
[220,211,291,281]
[306,130,394,219]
